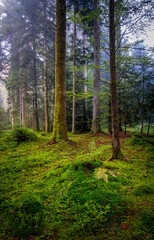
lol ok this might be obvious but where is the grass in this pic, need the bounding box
[0,130,153,240]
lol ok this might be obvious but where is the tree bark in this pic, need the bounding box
[72,11,76,134]
[24,86,28,128]
[19,43,24,126]
[82,32,88,132]
[11,91,15,127]
[93,0,101,133]
[33,38,39,131]
[53,0,68,141]
[43,0,49,132]
[141,71,144,135]
[108,96,112,134]
[147,111,151,137]
[109,0,121,159]
[116,7,122,132]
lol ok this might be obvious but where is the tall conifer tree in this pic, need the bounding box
[109,0,121,159]
[53,0,68,141]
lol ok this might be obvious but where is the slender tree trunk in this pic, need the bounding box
[108,96,112,134]
[11,92,15,127]
[14,88,18,124]
[116,6,122,132]
[19,82,24,125]
[43,0,49,132]
[33,91,35,130]
[24,86,28,128]
[33,38,39,131]
[109,0,121,159]
[147,111,151,137]
[124,97,127,135]
[82,32,88,132]
[53,0,68,141]
[141,72,144,135]
[72,13,76,134]
[19,43,24,126]
[93,0,101,133]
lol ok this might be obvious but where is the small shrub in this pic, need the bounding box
[11,127,37,144]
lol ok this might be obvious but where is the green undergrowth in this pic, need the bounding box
[0,132,153,239]
[0,127,38,151]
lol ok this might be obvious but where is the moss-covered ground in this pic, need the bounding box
[0,131,153,239]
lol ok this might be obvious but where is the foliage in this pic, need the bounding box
[0,127,37,150]
[11,126,38,144]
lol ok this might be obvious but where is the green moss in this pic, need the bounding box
[0,133,153,239]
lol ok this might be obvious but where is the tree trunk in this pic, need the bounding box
[82,32,88,132]
[116,6,122,132]
[124,98,127,135]
[109,0,121,159]
[14,88,18,125]
[141,72,144,135]
[108,97,112,134]
[19,43,24,126]
[33,38,39,131]
[147,111,151,137]
[72,12,76,134]
[53,0,68,141]
[11,91,15,128]
[24,86,28,128]
[93,0,101,133]
[43,0,49,132]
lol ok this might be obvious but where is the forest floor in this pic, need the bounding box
[0,130,154,240]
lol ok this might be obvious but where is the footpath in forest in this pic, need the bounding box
[0,128,154,240]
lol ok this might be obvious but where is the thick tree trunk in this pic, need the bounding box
[93,0,101,133]
[53,0,68,141]
[82,32,88,132]
[72,13,76,134]
[43,0,49,132]
[109,0,121,159]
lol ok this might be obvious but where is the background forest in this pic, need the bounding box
[0,0,154,239]
[0,0,153,135]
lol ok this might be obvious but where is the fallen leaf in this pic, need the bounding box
[121,223,129,229]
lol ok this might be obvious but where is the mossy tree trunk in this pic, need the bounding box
[53,0,68,141]
[93,0,101,133]
[109,0,121,159]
